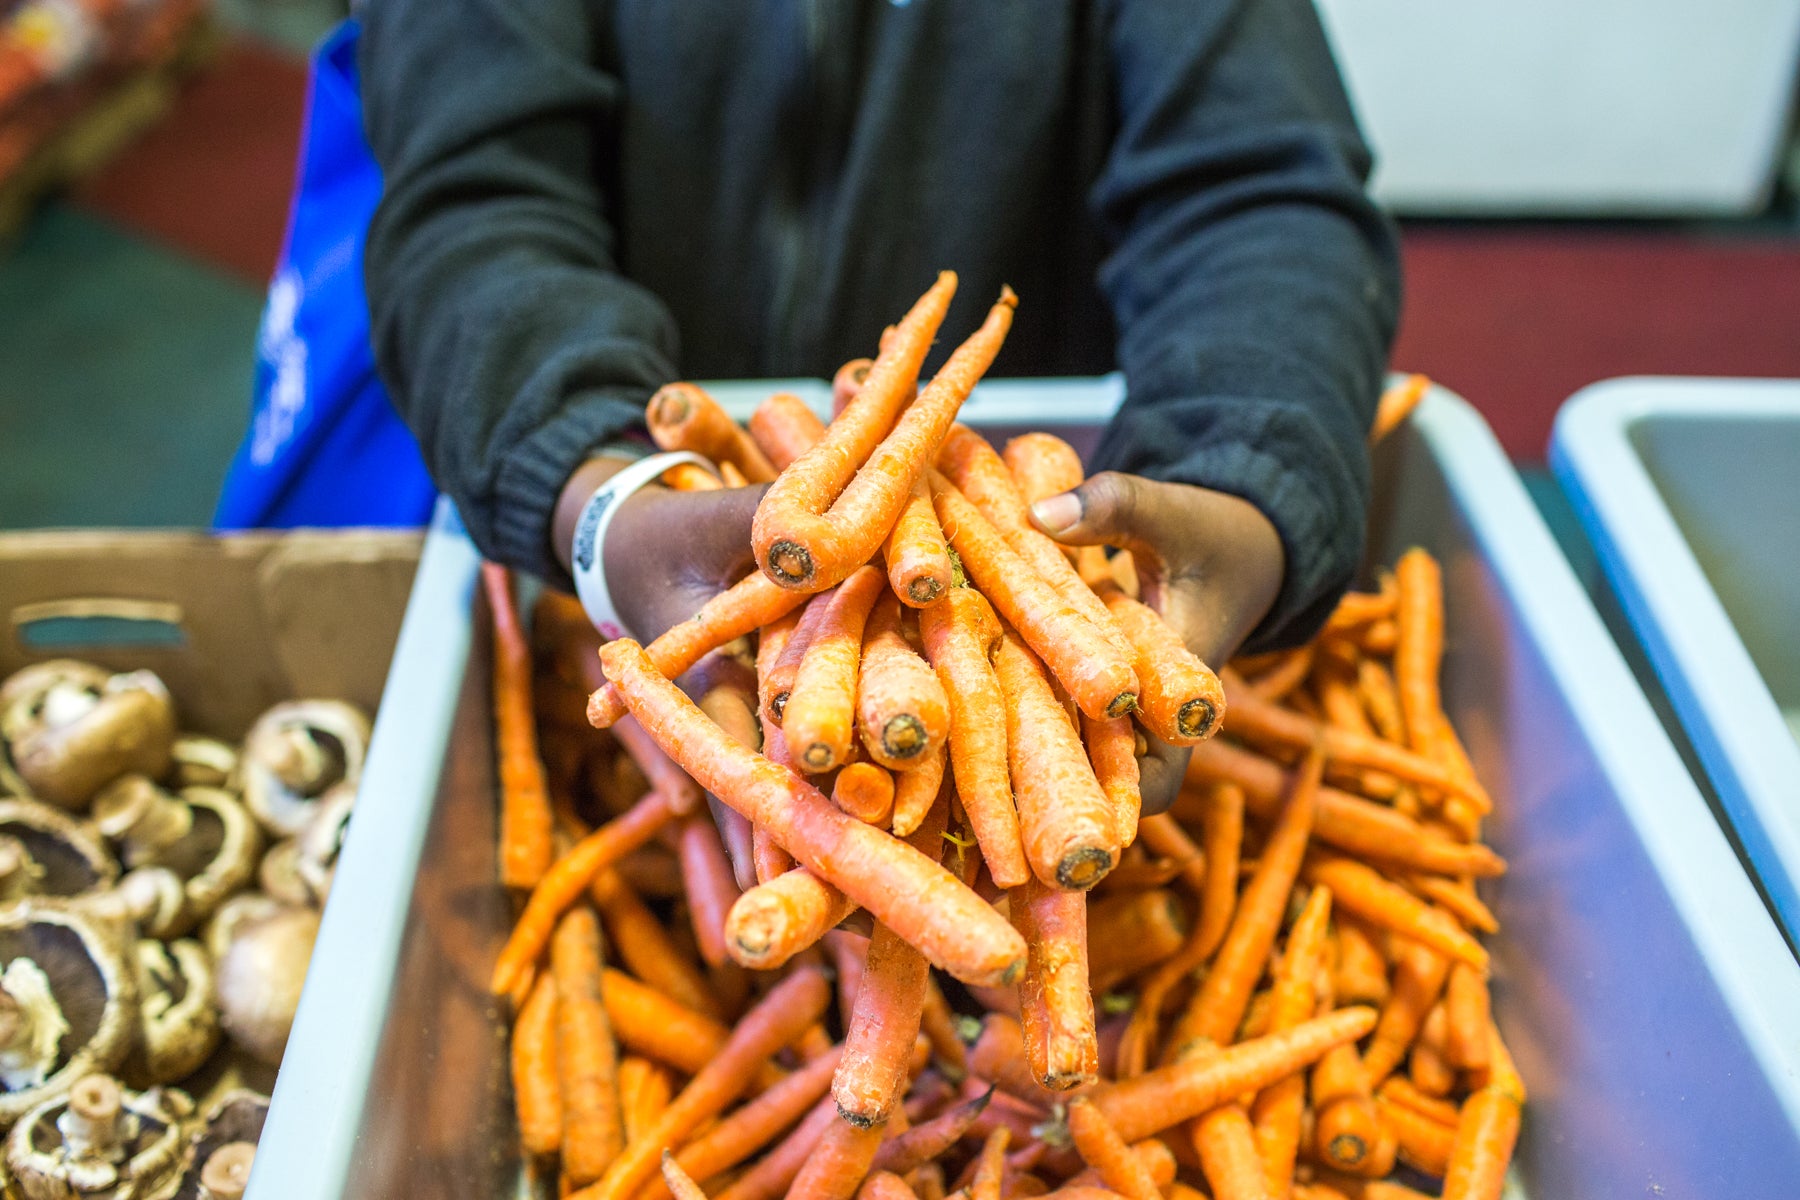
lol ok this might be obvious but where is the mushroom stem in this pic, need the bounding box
[0,834,43,901]
[58,1075,125,1159]
[93,777,194,868]
[0,989,19,1047]
[199,1141,256,1200]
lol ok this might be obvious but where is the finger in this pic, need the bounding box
[1027,471,1152,550]
[1136,734,1191,818]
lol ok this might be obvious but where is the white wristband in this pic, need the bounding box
[570,451,714,641]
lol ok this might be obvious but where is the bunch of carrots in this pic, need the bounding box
[482,273,1518,1200]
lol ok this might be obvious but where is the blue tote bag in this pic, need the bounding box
[213,20,436,530]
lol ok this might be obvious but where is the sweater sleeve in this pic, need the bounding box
[359,0,676,580]
[1087,0,1401,652]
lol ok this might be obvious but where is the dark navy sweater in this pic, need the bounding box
[359,0,1401,650]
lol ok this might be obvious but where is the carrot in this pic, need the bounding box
[937,425,1033,534]
[835,763,898,826]
[860,1173,923,1200]
[1011,876,1099,1090]
[890,741,947,839]
[661,1152,711,1200]
[918,588,1028,887]
[1083,713,1142,848]
[552,908,626,1184]
[1300,855,1488,973]
[968,1014,1054,1105]
[1443,962,1492,1071]
[492,792,677,999]
[750,392,828,471]
[918,977,970,1082]
[590,867,720,1019]
[758,603,811,727]
[750,272,958,591]
[1193,781,1246,961]
[1065,1140,1177,1193]
[596,967,736,1078]
[726,867,857,971]
[613,714,705,815]
[887,477,956,606]
[909,1164,947,1200]
[871,1088,994,1175]
[651,1047,846,1200]
[678,814,740,969]
[514,973,563,1157]
[1322,579,1397,634]
[484,563,555,889]
[1378,1077,1462,1128]
[1220,673,1488,811]
[1085,890,1187,994]
[589,571,811,728]
[1066,1099,1160,1200]
[1250,885,1333,1194]
[833,358,876,415]
[647,381,779,483]
[1183,740,1504,879]
[1360,941,1453,1086]
[620,1057,673,1144]
[1370,374,1430,445]
[933,475,1138,720]
[753,817,797,884]
[1332,916,1391,1008]
[1102,590,1226,744]
[1002,432,1085,507]
[858,595,952,768]
[1376,1095,1455,1177]
[967,1127,1011,1200]
[1403,874,1498,936]
[993,630,1120,890]
[1314,1094,1383,1174]
[835,918,935,1126]
[601,637,1025,987]
[1408,1004,1457,1097]
[720,461,751,488]
[578,967,831,1200]
[786,565,889,772]
[785,1113,887,1200]
[1440,1087,1520,1200]
[718,1097,842,1200]
[1243,647,1314,704]
[1191,1103,1271,1200]
[1133,813,1207,896]
[1166,742,1321,1057]
[1393,549,1445,754]
[663,462,725,492]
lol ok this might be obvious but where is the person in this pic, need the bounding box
[358,0,1401,809]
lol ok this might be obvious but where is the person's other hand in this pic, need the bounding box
[1029,473,1285,815]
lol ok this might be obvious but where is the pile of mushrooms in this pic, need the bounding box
[0,661,370,1194]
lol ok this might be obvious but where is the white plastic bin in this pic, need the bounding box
[251,381,1800,1198]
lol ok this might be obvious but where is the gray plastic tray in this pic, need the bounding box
[1553,377,1800,952]
[252,381,1800,1198]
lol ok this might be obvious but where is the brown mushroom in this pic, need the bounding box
[1,664,177,810]
[216,907,318,1066]
[0,902,137,1127]
[254,841,311,910]
[0,799,119,901]
[293,781,353,904]
[77,868,191,943]
[239,701,369,838]
[0,663,110,799]
[91,780,262,936]
[5,1073,191,1199]
[200,895,285,967]
[122,940,220,1088]
[170,1089,267,1200]
[166,737,238,792]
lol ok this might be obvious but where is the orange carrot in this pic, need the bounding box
[1102,589,1226,745]
[918,588,1028,887]
[1376,1095,1455,1177]
[858,595,951,769]
[870,1088,994,1175]
[716,1096,842,1200]
[1314,1094,1384,1174]
[970,1127,1012,1200]
[678,814,740,969]
[1011,876,1099,1090]
[1403,874,1498,935]
[1322,579,1397,635]
[1066,1099,1161,1200]
[1300,855,1488,973]
[1083,713,1142,849]
[1440,1086,1520,1200]
[760,597,819,726]
[647,381,779,483]
[833,358,876,415]
[1065,1140,1177,1193]
[1133,813,1207,896]
[1183,740,1504,879]
[1001,432,1085,507]
[1379,1076,1463,1128]
[780,1113,886,1200]
[514,973,563,1157]
[1407,1006,1457,1097]
[1333,915,1391,1008]
[1191,1102,1271,1200]
[834,763,898,826]
[620,1057,673,1144]
[1085,890,1187,994]
[660,1151,711,1200]
[484,563,555,889]
[1370,374,1430,446]
[887,478,956,606]
[492,792,677,999]
[1193,781,1245,961]
[786,565,888,772]
[579,968,831,1200]
[652,1047,845,1200]
[552,908,625,1184]
[753,809,797,883]
[933,475,1138,720]
[835,912,936,1125]
[860,1173,923,1200]
[589,571,810,728]
[751,272,958,591]
[1166,742,1321,1056]
[937,425,1033,534]
[889,741,947,839]
[1393,549,1444,755]
[992,630,1120,890]
[1360,941,1453,1085]
[720,461,751,489]
[663,462,725,492]
[590,868,719,1020]
[598,967,736,1076]
[750,392,828,471]
[918,978,970,1081]
[1443,962,1493,1071]
[614,714,705,815]
[1251,885,1333,1194]
[1244,646,1315,704]
[599,638,1026,987]
[725,866,856,970]
[968,1014,1054,1105]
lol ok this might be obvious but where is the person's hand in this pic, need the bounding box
[1029,473,1285,815]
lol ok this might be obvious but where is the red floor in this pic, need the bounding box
[68,36,1800,462]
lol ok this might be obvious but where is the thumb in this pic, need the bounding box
[1028,471,1147,548]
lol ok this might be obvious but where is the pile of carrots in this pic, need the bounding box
[483,272,1520,1200]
